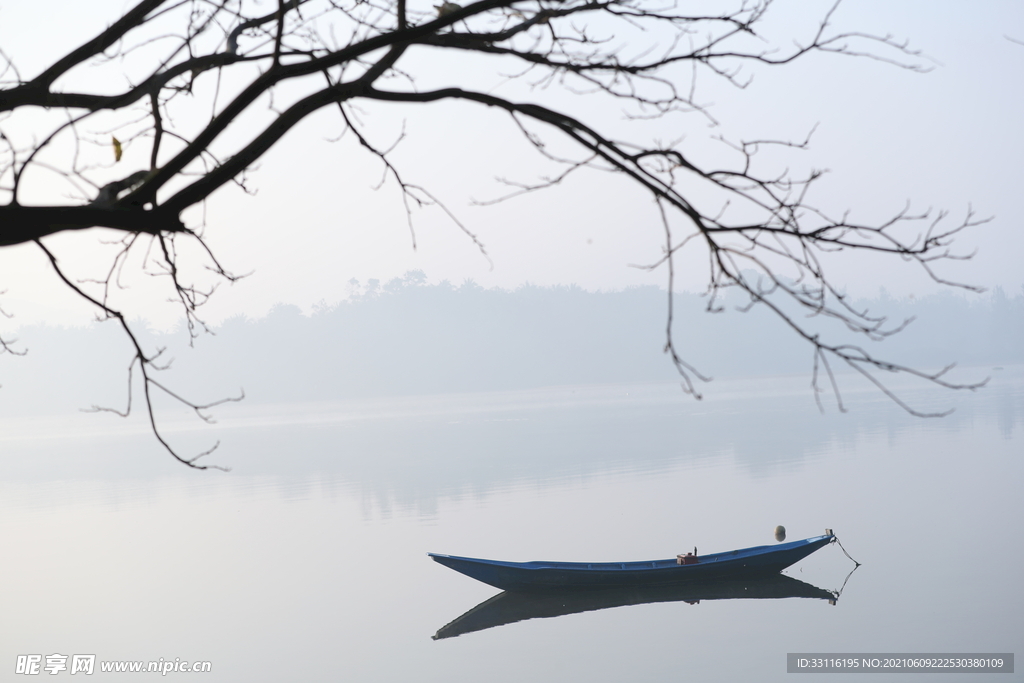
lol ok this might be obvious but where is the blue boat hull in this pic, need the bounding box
[429,534,835,592]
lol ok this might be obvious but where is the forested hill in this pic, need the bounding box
[1,274,1021,415]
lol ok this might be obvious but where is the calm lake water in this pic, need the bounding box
[1,367,1021,681]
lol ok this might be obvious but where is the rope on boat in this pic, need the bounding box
[833,535,861,567]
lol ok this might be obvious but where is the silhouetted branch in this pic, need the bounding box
[0,0,986,465]
[34,238,240,469]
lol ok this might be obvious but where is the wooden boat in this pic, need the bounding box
[429,532,835,592]
[433,573,840,640]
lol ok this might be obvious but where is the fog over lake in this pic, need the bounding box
[1,280,1020,681]
[3,276,1020,415]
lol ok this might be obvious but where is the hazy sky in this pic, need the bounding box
[1,0,1021,330]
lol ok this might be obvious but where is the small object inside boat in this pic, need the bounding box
[677,546,699,565]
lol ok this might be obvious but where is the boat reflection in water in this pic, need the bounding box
[433,573,841,640]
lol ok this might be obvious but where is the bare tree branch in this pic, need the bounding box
[0,0,987,466]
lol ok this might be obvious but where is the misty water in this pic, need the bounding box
[1,367,1021,681]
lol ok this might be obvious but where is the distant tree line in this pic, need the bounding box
[1,272,1020,417]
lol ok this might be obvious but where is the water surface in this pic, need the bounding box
[1,369,1020,680]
